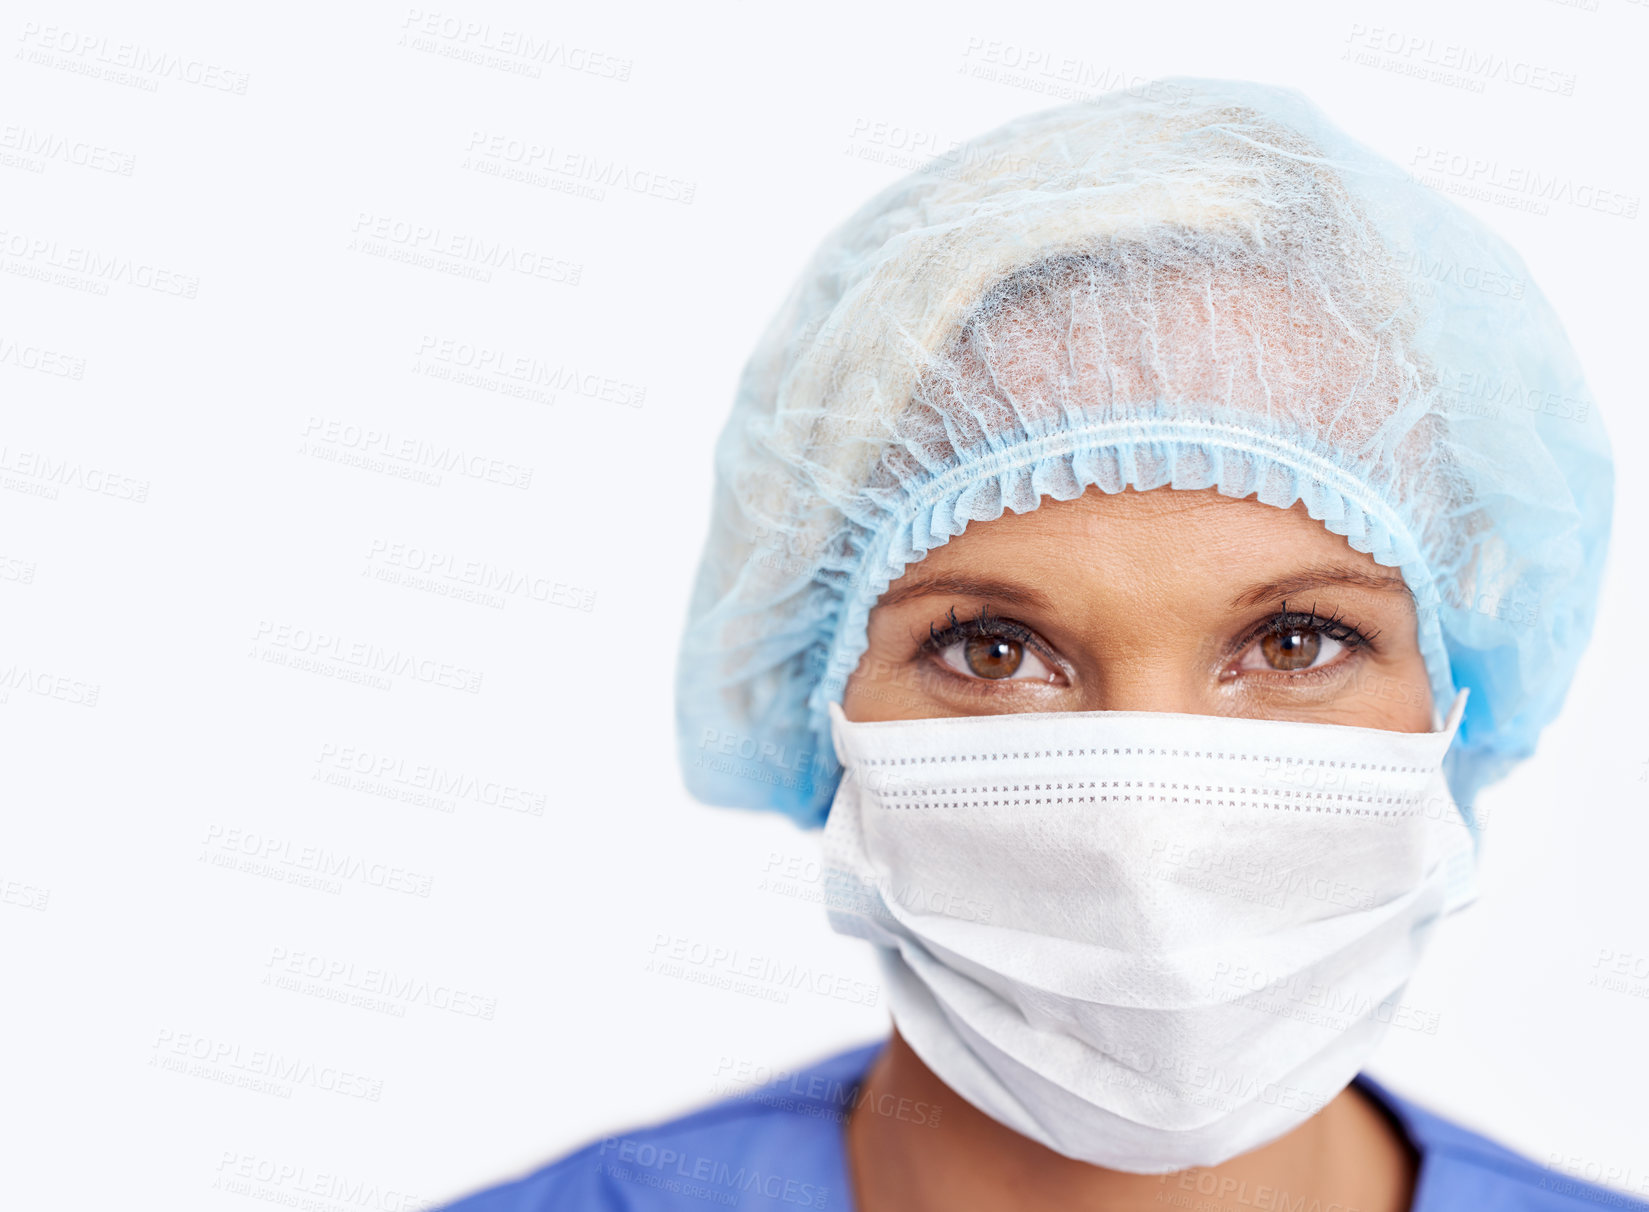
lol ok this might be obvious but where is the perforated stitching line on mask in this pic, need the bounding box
[875,780,1424,809]
[855,750,1436,775]
[881,792,1429,817]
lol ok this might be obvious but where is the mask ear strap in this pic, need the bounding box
[826,699,853,767]
[1433,687,1479,913]
[1434,687,1470,737]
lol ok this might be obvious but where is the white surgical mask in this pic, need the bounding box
[819,690,1475,1173]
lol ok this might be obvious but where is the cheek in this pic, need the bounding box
[1337,649,1436,733]
[841,633,928,723]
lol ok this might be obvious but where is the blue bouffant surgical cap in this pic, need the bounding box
[674,77,1613,834]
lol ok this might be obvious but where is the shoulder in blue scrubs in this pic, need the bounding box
[434,1043,1649,1211]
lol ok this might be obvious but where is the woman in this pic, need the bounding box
[440,78,1638,1210]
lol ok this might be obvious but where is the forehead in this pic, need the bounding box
[868,491,1418,680]
[885,486,1405,611]
[919,486,1353,558]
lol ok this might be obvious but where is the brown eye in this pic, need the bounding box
[929,613,1063,685]
[964,635,1024,679]
[1259,629,1321,671]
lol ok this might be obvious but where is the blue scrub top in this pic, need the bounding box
[435,1041,1648,1211]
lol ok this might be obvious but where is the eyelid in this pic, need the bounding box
[1223,606,1377,679]
[918,606,1067,673]
[912,603,1378,684]
[1232,605,1379,655]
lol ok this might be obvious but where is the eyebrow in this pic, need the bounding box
[1226,563,1414,610]
[876,573,1057,613]
[874,564,1411,614]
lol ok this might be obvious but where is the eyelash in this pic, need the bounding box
[914,600,1381,682]
[921,605,1053,665]
[923,606,1061,682]
[1237,601,1381,662]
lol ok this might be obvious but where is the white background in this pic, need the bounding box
[3,0,1646,1207]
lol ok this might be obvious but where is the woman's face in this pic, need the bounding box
[841,486,1434,732]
